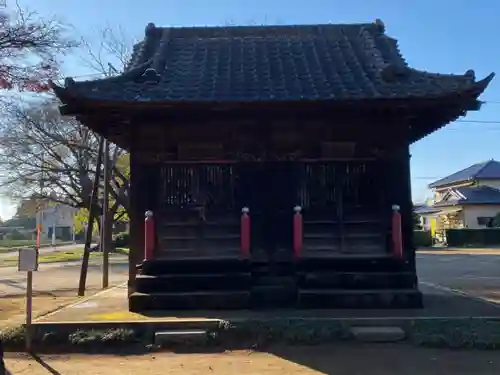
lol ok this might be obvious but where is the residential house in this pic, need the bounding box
[416,160,500,241]
[36,202,77,242]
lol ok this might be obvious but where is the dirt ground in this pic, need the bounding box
[0,296,77,331]
[4,344,500,375]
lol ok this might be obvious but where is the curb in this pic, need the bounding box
[3,315,500,353]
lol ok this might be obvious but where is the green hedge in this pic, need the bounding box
[446,228,500,247]
[414,230,432,247]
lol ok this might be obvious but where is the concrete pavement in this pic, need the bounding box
[0,256,128,297]
[417,250,500,304]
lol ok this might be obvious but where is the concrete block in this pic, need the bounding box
[154,329,209,346]
[350,326,406,343]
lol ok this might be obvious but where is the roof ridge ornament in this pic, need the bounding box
[145,22,157,37]
[373,19,385,33]
[465,69,475,80]
[64,77,75,87]
[141,67,161,83]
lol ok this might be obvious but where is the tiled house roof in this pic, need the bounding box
[51,21,494,103]
[428,160,500,188]
[433,186,500,206]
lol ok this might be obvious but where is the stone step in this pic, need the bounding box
[350,326,406,343]
[129,291,251,311]
[135,273,251,293]
[155,247,242,258]
[296,255,408,272]
[298,271,417,289]
[297,288,423,309]
[251,285,298,308]
[252,275,297,287]
[141,257,251,275]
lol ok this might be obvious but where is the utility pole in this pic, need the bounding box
[78,137,104,296]
[99,61,116,289]
[101,138,110,288]
[37,153,45,239]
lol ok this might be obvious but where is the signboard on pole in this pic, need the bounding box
[18,248,39,272]
[19,247,38,351]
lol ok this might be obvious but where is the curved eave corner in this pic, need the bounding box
[48,58,156,111]
[466,72,495,104]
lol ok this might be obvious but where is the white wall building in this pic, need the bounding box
[36,203,77,242]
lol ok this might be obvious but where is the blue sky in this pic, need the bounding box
[0,0,499,219]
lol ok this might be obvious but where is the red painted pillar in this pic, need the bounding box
[144,210,155,261]
[36,224,41,249]
[293,205,303,259]
[240,207,250,259]
[392,204,403,259]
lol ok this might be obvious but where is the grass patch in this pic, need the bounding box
[0,327,144,352]
[0,239,66,249]
[3,318,500,353]
[0,240,74,253]
[0,247,127,267]
[412,318,500,349]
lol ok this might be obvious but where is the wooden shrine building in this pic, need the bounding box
[51,21,493,311]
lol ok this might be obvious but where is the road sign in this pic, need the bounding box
[18,248,39,272]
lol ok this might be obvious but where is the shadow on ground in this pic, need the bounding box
[265,344,500,375]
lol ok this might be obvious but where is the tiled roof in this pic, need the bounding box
[51,21,494,103]
[428,160,500,188]
[414,206,441,214]
[433,186,500,206]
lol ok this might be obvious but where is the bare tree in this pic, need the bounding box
[0,13,134,250]
[0,3,77,92]
[0,99,130,220]
[79,24,134,76]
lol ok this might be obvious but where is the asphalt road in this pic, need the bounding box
[417,250,500,303]
[0,256,128,297]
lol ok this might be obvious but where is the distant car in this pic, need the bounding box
[90,244,100,252]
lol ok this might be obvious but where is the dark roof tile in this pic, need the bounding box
[429,160,500,188]
[52,22,494,103]
[433,186,500,206]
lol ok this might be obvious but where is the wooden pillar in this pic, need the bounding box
[402,147,416,270]
[128,151,142,296]
[386,144,415,270]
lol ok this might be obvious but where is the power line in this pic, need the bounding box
[456,120,500,124]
